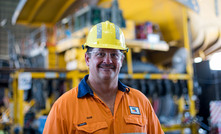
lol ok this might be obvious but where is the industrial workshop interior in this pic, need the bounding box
[0,0,221,133]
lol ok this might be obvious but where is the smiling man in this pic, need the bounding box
[43,21,164,134]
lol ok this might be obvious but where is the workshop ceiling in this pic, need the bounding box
[13,0,185,42]
[12,0,221,59]
[12,0,77,27]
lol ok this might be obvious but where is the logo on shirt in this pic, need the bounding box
[129,106,140,115]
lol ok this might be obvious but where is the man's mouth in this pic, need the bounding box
[99,64,115,69]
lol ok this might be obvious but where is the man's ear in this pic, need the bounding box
[85,53,90,66]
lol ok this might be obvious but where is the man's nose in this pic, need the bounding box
[103,53,113,63]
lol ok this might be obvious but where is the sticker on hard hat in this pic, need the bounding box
[97,23,102,39]
[115,24,120,40]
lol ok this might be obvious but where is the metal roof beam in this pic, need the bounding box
[53,0,76,24]
[27,0,46,23]
[16,20,54,28]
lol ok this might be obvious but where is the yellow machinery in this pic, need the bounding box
[10,15,197,131]
[11,0,218,133]
[11,69,87,128]
[13,0,221,59]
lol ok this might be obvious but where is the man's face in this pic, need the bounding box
[85,48,124,81]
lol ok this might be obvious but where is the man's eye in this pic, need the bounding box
[97,52,105,57]
[111,53,118,58]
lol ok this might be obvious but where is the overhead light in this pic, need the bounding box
[61,18,69,24]
[194,57,202,63]
[209,52,221,70]
[0,19,7,27]
[12,0,27,25]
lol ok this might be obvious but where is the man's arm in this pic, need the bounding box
[43,103,67,134]
[147,103,164,134]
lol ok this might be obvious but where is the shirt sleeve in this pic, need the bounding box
[147,102,164,134]
[43,102,67,134]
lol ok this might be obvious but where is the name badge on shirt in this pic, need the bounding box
[129,106,140,115]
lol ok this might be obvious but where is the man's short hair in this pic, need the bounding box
[86,47,93,58]
[86,47,93,53]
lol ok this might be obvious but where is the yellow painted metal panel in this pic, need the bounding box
[18,90,24,127]
[18,0,39,20]
[31,73,45,78]
[58,53,66,69]
[126,49,133,74]
[31,72,61,78]
[72,77,79,88]
[34,0,65,22]
[48,46,57,69]
[53,0,76,23]
[188,79,196,116]
[27,0,46,23]
[119,73,190,80]
[15,0,77,26]
[122,20,136,40]
[162,124,191,132]
[118,0,184,42]
[12,78,18,124]
[99,0,184,42]
[16,20,54,27]
[66,71,87,79]
[131,73,145,79]
[182,7,196,117]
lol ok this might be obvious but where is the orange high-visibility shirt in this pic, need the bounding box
[43,75,164,134]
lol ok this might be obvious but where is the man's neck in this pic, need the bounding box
[88,76,118,96]
[87,76,118,115]
[88,76,118,102]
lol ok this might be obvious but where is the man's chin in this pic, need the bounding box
[99,74,114,80]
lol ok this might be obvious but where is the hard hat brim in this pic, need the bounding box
[84,43,128,51]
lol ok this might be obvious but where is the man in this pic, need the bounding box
[43,21,164,134]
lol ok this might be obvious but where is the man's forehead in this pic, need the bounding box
[93,48,121,52]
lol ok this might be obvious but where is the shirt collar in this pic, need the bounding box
[78,75,129,98]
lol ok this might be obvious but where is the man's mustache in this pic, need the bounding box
[99,64,115,69]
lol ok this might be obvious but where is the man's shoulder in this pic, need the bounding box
[128,87,146,96]
[54,87,78,105]
[126,87,149,101]
[124,87,153,110]
[62,86,78,97]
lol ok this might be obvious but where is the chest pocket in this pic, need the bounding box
[75,121,108,134]
[124,115,147,127]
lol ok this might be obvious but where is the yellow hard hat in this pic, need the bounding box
[82,21,128,51]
